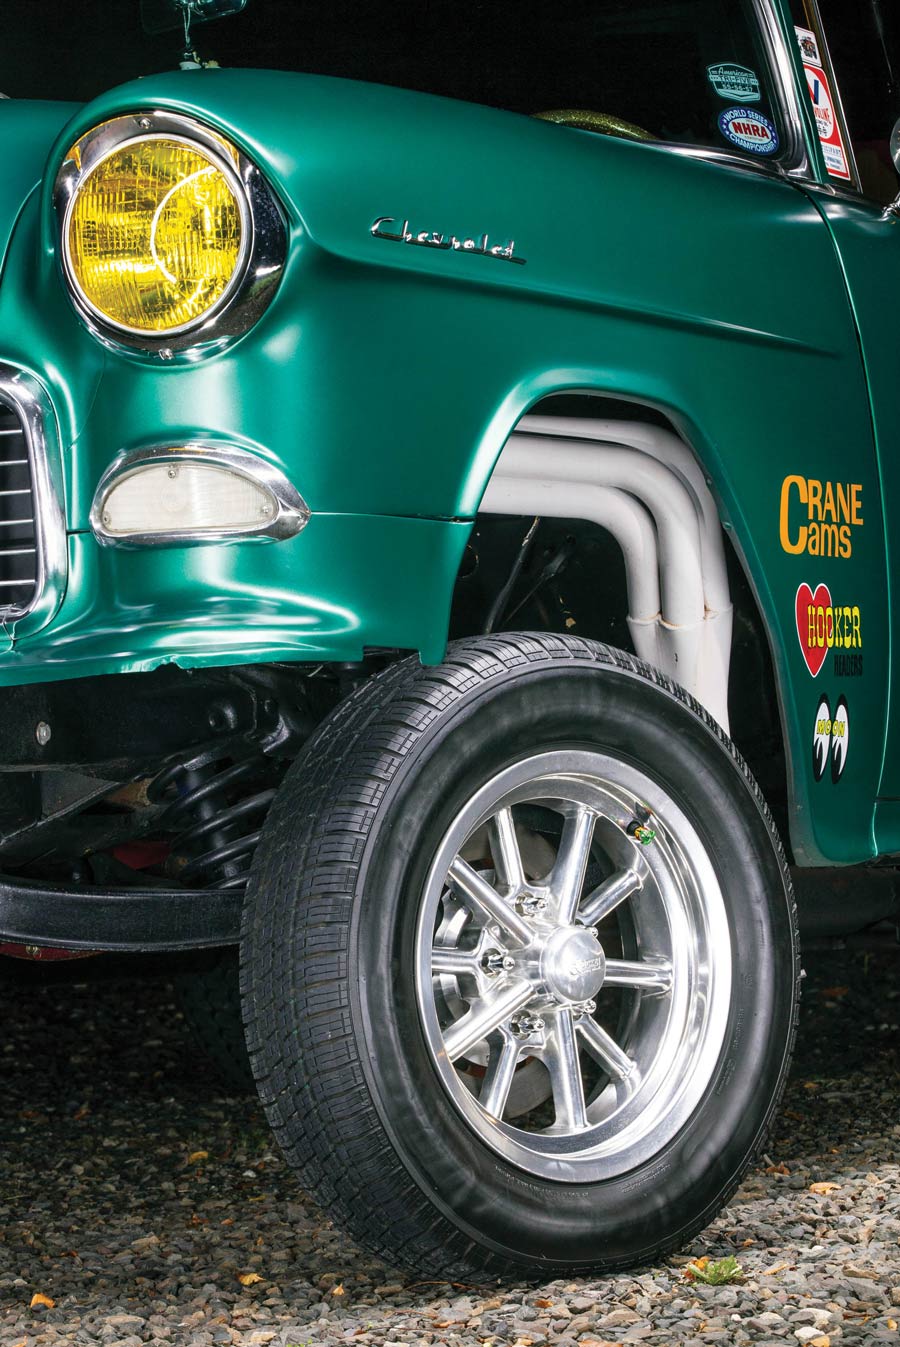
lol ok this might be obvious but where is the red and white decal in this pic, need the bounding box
[801,56,851,182]
[795,25,851,180]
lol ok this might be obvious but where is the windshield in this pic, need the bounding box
[3,0,784,162]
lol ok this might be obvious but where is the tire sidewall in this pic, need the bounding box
[348,658,795,1268]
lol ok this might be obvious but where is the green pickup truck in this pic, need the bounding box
[1,0,897,1278]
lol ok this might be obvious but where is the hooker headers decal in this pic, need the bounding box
[795,582,861,678]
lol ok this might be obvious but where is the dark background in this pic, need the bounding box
[0,0,781,153]
[2,3,899,197]
[2,1,397,103]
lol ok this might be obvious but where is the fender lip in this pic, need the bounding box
[89,441,310,548]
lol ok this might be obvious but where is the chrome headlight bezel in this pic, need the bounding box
[53,111,287,360]
[89,442,309,548]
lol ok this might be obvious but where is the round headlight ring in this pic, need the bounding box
[64,132,249,336]
[54,112,287,359]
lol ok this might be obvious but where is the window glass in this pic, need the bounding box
[790,0,900,201]
[3,0,785,163]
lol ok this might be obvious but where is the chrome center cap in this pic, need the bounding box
[541,926,606,1003]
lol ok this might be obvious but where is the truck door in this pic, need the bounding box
[786,0,900,845]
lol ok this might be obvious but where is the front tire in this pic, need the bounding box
[242,634,798,1277]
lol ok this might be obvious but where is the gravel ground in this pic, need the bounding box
[1,943,899,1347]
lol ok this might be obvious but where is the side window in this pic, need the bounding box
[789,0,900,203]
[537,0,786,164]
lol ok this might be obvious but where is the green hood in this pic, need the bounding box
[0,99,80,276]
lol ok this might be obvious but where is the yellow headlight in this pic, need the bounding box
[65,136,245,334]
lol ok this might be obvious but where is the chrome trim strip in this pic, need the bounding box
[53,111,287,361]
[90,442,310,548]
[751,0,812,181]
[0,364,67,637]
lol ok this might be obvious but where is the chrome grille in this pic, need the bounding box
[0,399,38,613]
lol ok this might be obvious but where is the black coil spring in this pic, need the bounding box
[148,748,282,889]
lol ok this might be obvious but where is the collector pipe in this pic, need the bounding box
[498,435,704,628]
[517,416,731,616]
[480,421,733,730]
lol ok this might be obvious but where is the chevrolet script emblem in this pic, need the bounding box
[370,216,526,265]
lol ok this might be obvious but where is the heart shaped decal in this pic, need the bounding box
[796,582,831,677]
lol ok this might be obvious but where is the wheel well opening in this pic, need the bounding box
[449,392,790,848]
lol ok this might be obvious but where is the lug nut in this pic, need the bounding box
[515,894,548,917]
[509,1013,545,1038]
[482,949,517,976]
[573,999,597,1018]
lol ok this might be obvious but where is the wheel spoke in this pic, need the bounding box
[443,979,533,1062]
[431,948,481,977]
[579,866,642,927]
[545,1007,589,1130]
[577,1015,636,1082]
[448,856,533,947]
[489,807,525,892]
[550,805,596,923]
[604,958,673,993]
[479,1034,521,1119]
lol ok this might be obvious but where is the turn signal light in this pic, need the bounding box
[97,461,274,538]
[90,447,310,547]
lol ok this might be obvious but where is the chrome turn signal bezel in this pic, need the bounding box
[53,111,287,360]
[89,443,309,547]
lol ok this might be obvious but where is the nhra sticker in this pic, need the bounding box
[718,107,779,155]
[707,63,761,102]
[812,693,850,783]
[795,582,862,678]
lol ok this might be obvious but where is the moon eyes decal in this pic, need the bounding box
[831,695,849,784]
[811,693,850,784]
[812,694,831,782]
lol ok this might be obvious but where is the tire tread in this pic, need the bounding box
[241,633,800,1277]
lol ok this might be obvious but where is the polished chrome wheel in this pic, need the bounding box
[416,750,732,1181]
[246,634,797,1275]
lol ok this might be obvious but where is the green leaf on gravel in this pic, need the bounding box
[684,1255,744,1285]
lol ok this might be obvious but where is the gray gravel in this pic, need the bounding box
[1,944,899,1347]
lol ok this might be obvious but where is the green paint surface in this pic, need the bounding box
[0,49,894,865]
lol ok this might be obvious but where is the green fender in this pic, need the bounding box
[0,72,886,865]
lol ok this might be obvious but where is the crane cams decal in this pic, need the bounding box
[812,693,850,783]
[370,217,526,265]
[795,582,862,678]
[718,107,779,155]
[780,475,863,559]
